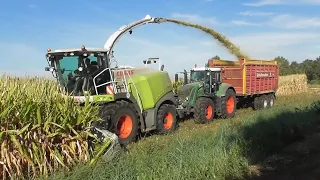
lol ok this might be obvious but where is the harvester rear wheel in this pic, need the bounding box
[97,100,139,145]
[194,97,215,124]
[220,89,236,119]
[156,104,177,134]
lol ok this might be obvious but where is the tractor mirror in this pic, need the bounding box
[161,65,164,71]
[183,69,188,85]
[175,73,178,82]
[45,66,54,72]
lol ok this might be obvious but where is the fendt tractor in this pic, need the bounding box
[174,58,279,123]
[44,15,177,145]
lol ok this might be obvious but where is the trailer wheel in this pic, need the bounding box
[156,104,178,134]
[194,97,215,124]
[220,89,236,119]
[95,100,140,145]
[267,94,275,108]
[262,95,268,109]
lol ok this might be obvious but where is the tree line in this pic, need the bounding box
[207,55,320,84]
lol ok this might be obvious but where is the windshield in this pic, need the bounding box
[190,71,207,83]
[55,55,98,95]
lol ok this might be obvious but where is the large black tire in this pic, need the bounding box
[93,100,140,145]
[194,97,215,124]
[252,96,262,110]
[261,95,268,109]
[156,104,178,134]
[220,89,236,119]
[267,93,275,108]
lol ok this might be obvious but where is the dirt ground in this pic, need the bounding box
[249,123,320,180]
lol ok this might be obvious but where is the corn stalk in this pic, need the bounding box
[0,75,106,179]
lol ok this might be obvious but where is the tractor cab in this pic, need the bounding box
[45,45,114,96]
[181,67,222,94]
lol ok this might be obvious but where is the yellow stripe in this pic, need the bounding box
[243,59,246,94]
[211,59,277,66]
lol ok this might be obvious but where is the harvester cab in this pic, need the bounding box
[44,15,178,146]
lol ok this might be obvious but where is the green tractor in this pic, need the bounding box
[174,66,237,123]
[44,15,177,145]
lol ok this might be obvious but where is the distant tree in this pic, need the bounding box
[274,56,290,75]
[212,55,221,60]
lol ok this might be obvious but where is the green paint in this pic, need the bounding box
[215,83,232,97]
[93,94,115,102]
[189,83,203,105]
[127,71,173,110]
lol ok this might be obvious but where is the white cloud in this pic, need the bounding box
[232,13,320,29]
[243,0,320,6]
[268,14,320,28]
[171,13,219,25]
[231,20,261,26]
[229,32,320,61]
[239,11,275,16]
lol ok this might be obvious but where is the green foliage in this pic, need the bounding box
[172,80,183,94]
[274,56,320,83]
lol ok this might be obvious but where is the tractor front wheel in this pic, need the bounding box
[156,104,178,134]
[194,97,215,124]
[220,89,236,118]
[97,100,140,145]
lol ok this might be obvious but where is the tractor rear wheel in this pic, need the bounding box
[96,100,140,145]
[194,97,215,124]
[220,89,236,119]
[156,104,177,134]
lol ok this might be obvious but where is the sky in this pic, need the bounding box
[1,0,320,78]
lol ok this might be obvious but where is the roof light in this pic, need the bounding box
[47,48,51,52]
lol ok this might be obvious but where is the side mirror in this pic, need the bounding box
[45,66,54,72]
[161,65,164,71]
[175,73,178,82]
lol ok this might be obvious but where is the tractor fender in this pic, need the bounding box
[216,83,236,97]
[143,91,177,132]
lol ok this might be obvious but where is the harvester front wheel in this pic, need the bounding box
[98,100,139,145]
[194,97,215,124]
[220,89,236,119]
[156,104,177,134]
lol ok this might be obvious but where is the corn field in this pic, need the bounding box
[0,75,103,179]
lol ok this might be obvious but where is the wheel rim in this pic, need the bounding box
[117,115,133,139]
[163,112,174,130]
[226,96,235,114]
[270,99,274,106]
[205,105,213,119]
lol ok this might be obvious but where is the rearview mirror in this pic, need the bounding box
[175,73,178,82]
[45,66,54,72]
